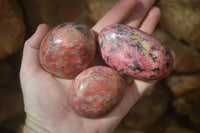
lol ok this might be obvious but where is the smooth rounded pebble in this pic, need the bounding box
[39,22,96,79]
[69,66,126,118]
[98,24,173,80]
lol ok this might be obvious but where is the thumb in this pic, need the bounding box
[20,24,50,82]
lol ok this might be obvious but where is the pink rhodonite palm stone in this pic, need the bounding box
[98,24,173,80]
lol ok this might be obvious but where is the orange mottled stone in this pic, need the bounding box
[69,66,126,118]
[39,22,96,79]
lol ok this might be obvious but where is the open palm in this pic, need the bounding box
[20,0,161,132]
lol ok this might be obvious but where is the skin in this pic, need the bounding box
[20,0,163,132]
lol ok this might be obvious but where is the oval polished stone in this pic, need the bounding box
[98,24,173,80]
[69,66,126,118]
[39,22,96,79]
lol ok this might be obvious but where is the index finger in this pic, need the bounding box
[92,0,137,33]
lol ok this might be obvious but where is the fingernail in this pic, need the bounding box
[170,50,176,60]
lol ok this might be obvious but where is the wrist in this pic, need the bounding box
[21,118,51,133]
[20,124,37,133]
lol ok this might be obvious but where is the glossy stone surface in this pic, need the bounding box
[98,24,173,80]
[69,66,126,118]
[39,22,96,79]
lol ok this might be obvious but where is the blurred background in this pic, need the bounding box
[0,0,200,132]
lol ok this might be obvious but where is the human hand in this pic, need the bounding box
[20,0,161,132]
